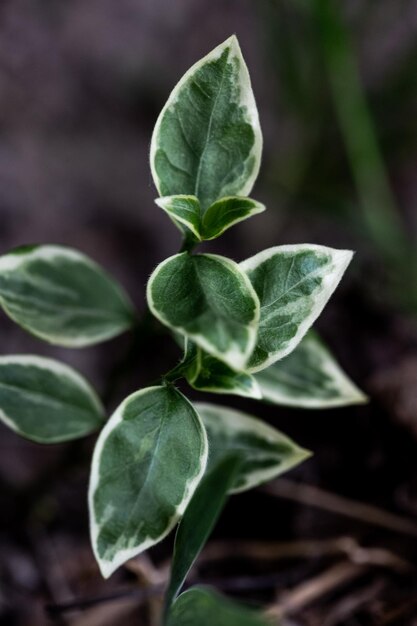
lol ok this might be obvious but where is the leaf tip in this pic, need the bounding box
[96,559,115,580]
[334,248,355,271]
[351,387,369,405]
[226,33,239,48]
[154,197,166,208]
[298,447,313,463]
[254,200,266,214]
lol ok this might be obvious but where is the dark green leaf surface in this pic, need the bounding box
[164,455,241,615]
[0,355,104,443]
[202,196,265,239]
[150,36,262,210]
[197,403,310,493]
[240,244,353,372]
[147,252,260,370]
[0,245,135,347]
[89,386,208,578]
[167,588,269,626]
[256,330,367,408]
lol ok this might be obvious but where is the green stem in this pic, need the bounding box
[153,345,196,387]
[179,232,199,254]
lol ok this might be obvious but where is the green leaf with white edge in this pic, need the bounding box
[240,244,353,372]
[0,245,135,347]
[147,252,260,370]
[150,35,262,210]
[164,455,241,616]
[196,402,310,494]
[155,195,202,241]
[89,385,208,578]
[256,330,368,409]
[185,342,261,400]
[202,197,265,240]
[0,355,104,443]
[167,588,269,626]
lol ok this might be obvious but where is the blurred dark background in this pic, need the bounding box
[0,1,417,624]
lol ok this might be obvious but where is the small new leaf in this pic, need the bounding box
[0,245,135,347]
[147,252,260,370]
[164,455,241,616]
[185,342,261,399]
[202,197,265,240]
[155,195,202,241]
[150,35,262,210]
[156,195,265,243]
[0,355,104,443]
[256,330,367,408]
[167,588,269,626]
[240,244,353,372]
[89,386,208,578]
[196,403,310,493]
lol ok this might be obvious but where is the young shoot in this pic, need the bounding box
[0,35,366,623]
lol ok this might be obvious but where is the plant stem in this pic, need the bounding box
[151,349,195,387]
[179,233,198,254]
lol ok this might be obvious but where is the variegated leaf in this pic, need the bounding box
[196,402,310,493]
[155,195,202,241]
[89,386,208,578]
[150,36,262,210]
[0,355,104,443]
[147,253,259,370]
[0,245,135,347]
[240,244,353,372]
[201,197,265,240]
[256,330,367,408]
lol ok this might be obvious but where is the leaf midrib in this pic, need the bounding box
[193,50,230,202]
[0,379,96,416]
[0,291,126,322]
[114,419,165,550]
[193,258,245,335]
[259,262,327,314]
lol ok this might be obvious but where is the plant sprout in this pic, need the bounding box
[0,36,366,623]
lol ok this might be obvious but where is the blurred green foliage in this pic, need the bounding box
[257,0,417,311]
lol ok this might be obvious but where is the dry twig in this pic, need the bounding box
[263,479,417,537]
[265,561,366,621]
[321,578,385,626]
[199,537,413,572]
